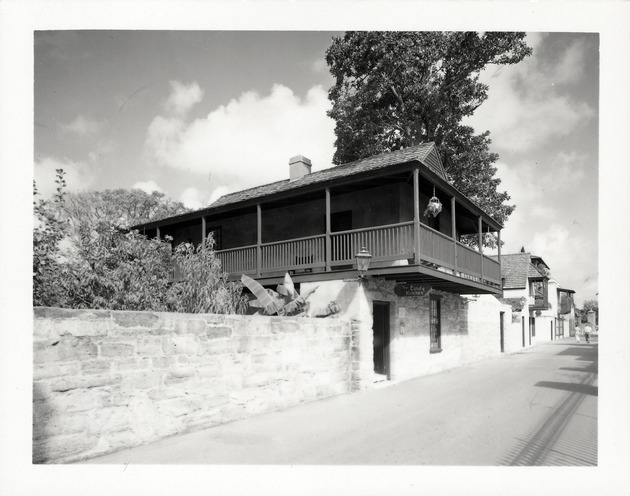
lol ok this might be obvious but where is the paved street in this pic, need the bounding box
[85,338,597,466]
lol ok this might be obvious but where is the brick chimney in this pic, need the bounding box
[289,155,312,181]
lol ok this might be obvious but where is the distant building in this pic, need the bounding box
[495,252,576,346]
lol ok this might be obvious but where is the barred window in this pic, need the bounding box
[430,295,442,353]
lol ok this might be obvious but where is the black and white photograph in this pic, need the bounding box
[1,1,629,495]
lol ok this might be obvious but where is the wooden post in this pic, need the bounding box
[478,216,483,282]
[451,197,457,274]
[497,228,502,269]
[413,168,420,264]
[201,216,207,250]
[156,226,161,241]
[256,204,262,277]
[325,188,331,271]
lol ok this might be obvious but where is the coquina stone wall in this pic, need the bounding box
[33,308,354,464]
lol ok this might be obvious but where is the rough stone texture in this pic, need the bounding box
[33,308,353,464]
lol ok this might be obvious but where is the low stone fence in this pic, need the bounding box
[33,308,354,463]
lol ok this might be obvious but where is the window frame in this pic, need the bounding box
[429,295,442,353]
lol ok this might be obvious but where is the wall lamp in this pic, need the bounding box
[356,247,372,279]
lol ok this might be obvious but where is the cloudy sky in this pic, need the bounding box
[33,31,599,305]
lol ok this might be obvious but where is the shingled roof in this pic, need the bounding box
[210,142,444,209]
[494,252,549,289]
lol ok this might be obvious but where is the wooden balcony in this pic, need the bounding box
[216,221,502,294]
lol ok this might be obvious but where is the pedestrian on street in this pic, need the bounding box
[584,324,592,343]
[575,324,581,344]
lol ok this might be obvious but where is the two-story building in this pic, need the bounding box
[496,252,576,347]
[133,143,513,387]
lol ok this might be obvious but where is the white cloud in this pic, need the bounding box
[465,36,595,153]
[180,187,207,210]
[132,180,162,194]
[34,156,97,197]
[529,223,598,306]
[209,185,232,205]
[59,115,102,138]
[165,81,204,116]
[144,83,336,198]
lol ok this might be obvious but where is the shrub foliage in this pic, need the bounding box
[33,171,246,314]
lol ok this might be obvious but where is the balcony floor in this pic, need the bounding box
[232,262,502,295]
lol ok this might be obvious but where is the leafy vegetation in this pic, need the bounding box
[326,32,532,241]
[241,273,318,316]
[33,172,245,314]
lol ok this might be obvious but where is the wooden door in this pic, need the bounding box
[372,302,390,377]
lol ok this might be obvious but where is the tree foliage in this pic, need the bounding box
[326,31,532,232]
[579,299,599,324]
[33,173,245,314]
[62,188,191,233]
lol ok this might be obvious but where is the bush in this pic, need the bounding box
[33,171,245,315]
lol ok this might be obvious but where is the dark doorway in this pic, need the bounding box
[372,301,390,377]
[500,312,505,352]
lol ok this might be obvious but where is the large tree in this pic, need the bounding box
[326,31,532,230]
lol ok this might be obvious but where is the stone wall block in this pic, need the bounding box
[163,366,197,386]
[50,374,120,392]
[137,336,163,356]
[271,320,299,334]
[113,357,151,371]
[120,371,163,391]
[197,362,221,378]
[48,388,110,412]
[175,318,207,336]
[100,342,135,358]
[206,325,232,339]
[112,311,159,329]
[242,372,271,388]
[81,360,112,375]
[162,335,199,355]
[34,361,81,380]
[159,397,201,417]
[86,407,132,435]
[34,337,97,363]
[151,356,177,369]
[202,339,236,355]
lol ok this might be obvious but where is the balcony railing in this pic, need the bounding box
[215,221,501,288]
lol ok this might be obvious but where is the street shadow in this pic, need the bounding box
[556,346,597,361]
[498,371,598,466]
[534,380,598,397]
[559,365,598,374]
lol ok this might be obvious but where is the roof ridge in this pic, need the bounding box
[209,142,436,207]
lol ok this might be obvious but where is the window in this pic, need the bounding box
[430,296,442,353]
[206,227,222,250]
